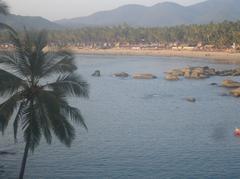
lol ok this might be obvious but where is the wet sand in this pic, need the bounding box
[66,48,240,64]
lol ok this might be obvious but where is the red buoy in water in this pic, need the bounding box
[234,128,240,136]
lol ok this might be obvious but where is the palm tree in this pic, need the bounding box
[0,29,89,179]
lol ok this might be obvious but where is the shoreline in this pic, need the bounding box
[66,48,240,64]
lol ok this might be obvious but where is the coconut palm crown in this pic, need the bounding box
[0,29,89,178]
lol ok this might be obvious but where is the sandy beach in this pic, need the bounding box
[66,48,240,64]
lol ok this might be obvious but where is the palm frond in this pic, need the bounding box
[22,100,42,151]
[13,101,27,141]
[0,51,32,80]
[37,90,61,112]
[0,92,23,133]
[36,90,76,146]
[41,51,77,78]
[0,69,26,95]
[0,24,29,76]
[35,90,61,144]
[3,27,32,77]
[50,114,75,147]
[34,96,52,144]
[35,30,48,52]
[31,31,48,74]
[46,73,89,97]
[26,31,49,79]
[60,101,87,130]
[0,51,19,68]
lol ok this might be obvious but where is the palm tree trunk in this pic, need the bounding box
[19,141,29,179]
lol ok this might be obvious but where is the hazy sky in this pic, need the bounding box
[7,0,206,21]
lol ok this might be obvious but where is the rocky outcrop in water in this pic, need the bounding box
[113,72,129,78]
[165,66,240,81]
[185,97,196,103]
[210,83,218,86]
[230,88,240,97]
[133,73,157,79]
[221,80,240,88]
[165,66,216,80]
[220,79,240,97]
[165,74,179,81]
[92,70,101,77]
[183,66,215,79]
[216,68,240,76]
[168,69,184,76]
[219,93,229,97]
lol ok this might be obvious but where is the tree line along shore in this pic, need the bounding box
[46,21,240,49]
[0,20,240,63]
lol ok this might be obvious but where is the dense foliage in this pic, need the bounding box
[0,21,239,49]
[45,21,240,48]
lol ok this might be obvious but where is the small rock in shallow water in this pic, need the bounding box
[113,72,129,78]
[219,93,229,97]
[165,74,179,81]
[230,88,240,97]
[222,80,240,88]
[92,70,101,77]
[185,97,196,103]
[169,69,184,76]
[0,151,15,155]
[133,73,157,79]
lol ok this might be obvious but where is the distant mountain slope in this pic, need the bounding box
[55,0,240,27]
[0,14,60,30]
[190,0,240,23]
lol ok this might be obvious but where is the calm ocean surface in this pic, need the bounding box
[1,55,240,179]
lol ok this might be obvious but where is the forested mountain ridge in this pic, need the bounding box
[55,0,240,27]
[0,0,239,30]
[0,14,60,30]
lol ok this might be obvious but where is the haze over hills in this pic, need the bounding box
[55,0,240,28]
[0,0,240,30]
[0,14,60,30]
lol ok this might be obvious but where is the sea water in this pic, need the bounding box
[1,55,240,179]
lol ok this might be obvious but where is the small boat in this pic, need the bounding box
[234,128,240,136]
